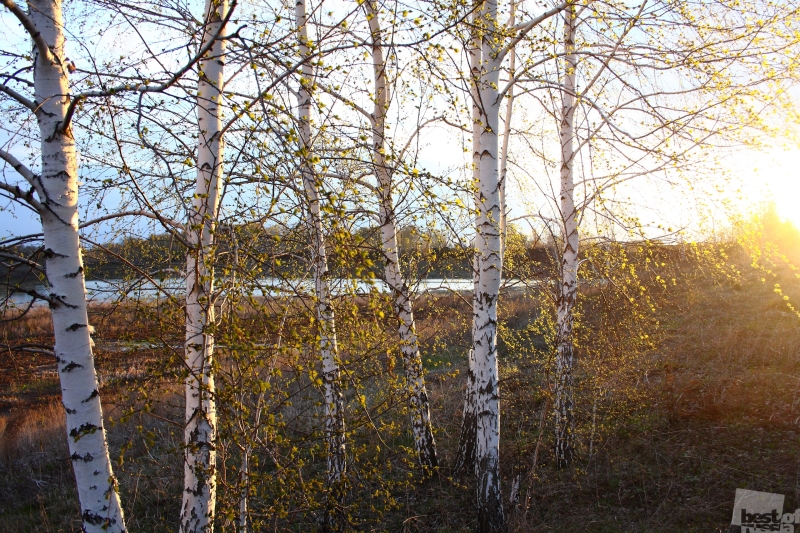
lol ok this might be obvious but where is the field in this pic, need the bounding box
[2,253,800,532]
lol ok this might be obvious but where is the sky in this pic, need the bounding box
[2,0,800,246]
[730,146,800,230]
[2,128,800,243]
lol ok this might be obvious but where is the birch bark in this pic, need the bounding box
[295,0,347,497]
[364,0,438,472]
[453,2,566,527]
[181,0,227,530]
[553,2,578,469]
[474,0,505,527]
[499,17,515,261]
[23,1,127,530]
[453,6,483,475]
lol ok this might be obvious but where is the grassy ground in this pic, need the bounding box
[2,256,800,532]
[509,260,800,533]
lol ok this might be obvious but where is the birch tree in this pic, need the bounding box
[506,0,800,470]
[450,2,567,530]
[0,1,127,530]
[1,0,237,528]
[471,0,506,521]
[553,0,577,469]
[363,0,438,471]
[453,3,484,476]
[181,0,229,531]
[307,0,448,471]
[294,0,348,525]
[454,0,518,477]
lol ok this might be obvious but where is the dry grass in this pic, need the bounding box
[0,400,80,532]
[500,263,800,533]
[0,395,184,532]
[0,400,66,464]
[1,258,800,532]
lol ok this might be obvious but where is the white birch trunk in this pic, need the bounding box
[474,0,505,527]
[365,0,438,471]
[181,1,227,530]
[26,1,127,531]
[295,0,347,495]
[499,20,515,261]
[554,3,578,469]
[453,9,484,475]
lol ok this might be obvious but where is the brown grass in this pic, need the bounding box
[2,259,800,532]
[0,400,66,464]
[0,400,80,532]
[499,263,800,533]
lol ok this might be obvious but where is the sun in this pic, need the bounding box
[726,146,800,233]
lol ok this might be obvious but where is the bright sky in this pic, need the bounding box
[2,0,799,244]
[731,146,800,230]
[2,135,799,242]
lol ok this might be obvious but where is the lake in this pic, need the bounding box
[3,277,532,307]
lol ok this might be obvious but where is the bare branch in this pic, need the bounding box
[63,0,240,130]
[80,210,184,231]
[498,2,569,64]
[397,115,446,161]
[0,147,38,187]
[318,83,375,122]
[0,250,44,272]
[0,343,54,357]
[0,180,43,212]
[79,236,181,305]
[0,83,37,112]
[0,0,53,62]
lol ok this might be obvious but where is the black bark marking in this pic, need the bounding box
[65,266,83,278]
[43,248,67,259]
[71,451,93,462]
[62,361,83,372]
[82,510,116,527]
[70,422,99,440]
[82,389,99,403]
[66,323,86,331]
[454,364,478,475]
[49,294,78,309]
[477,475,505,533]
[49,169,70,181]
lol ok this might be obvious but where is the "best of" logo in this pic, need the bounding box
[731,489,797,532]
